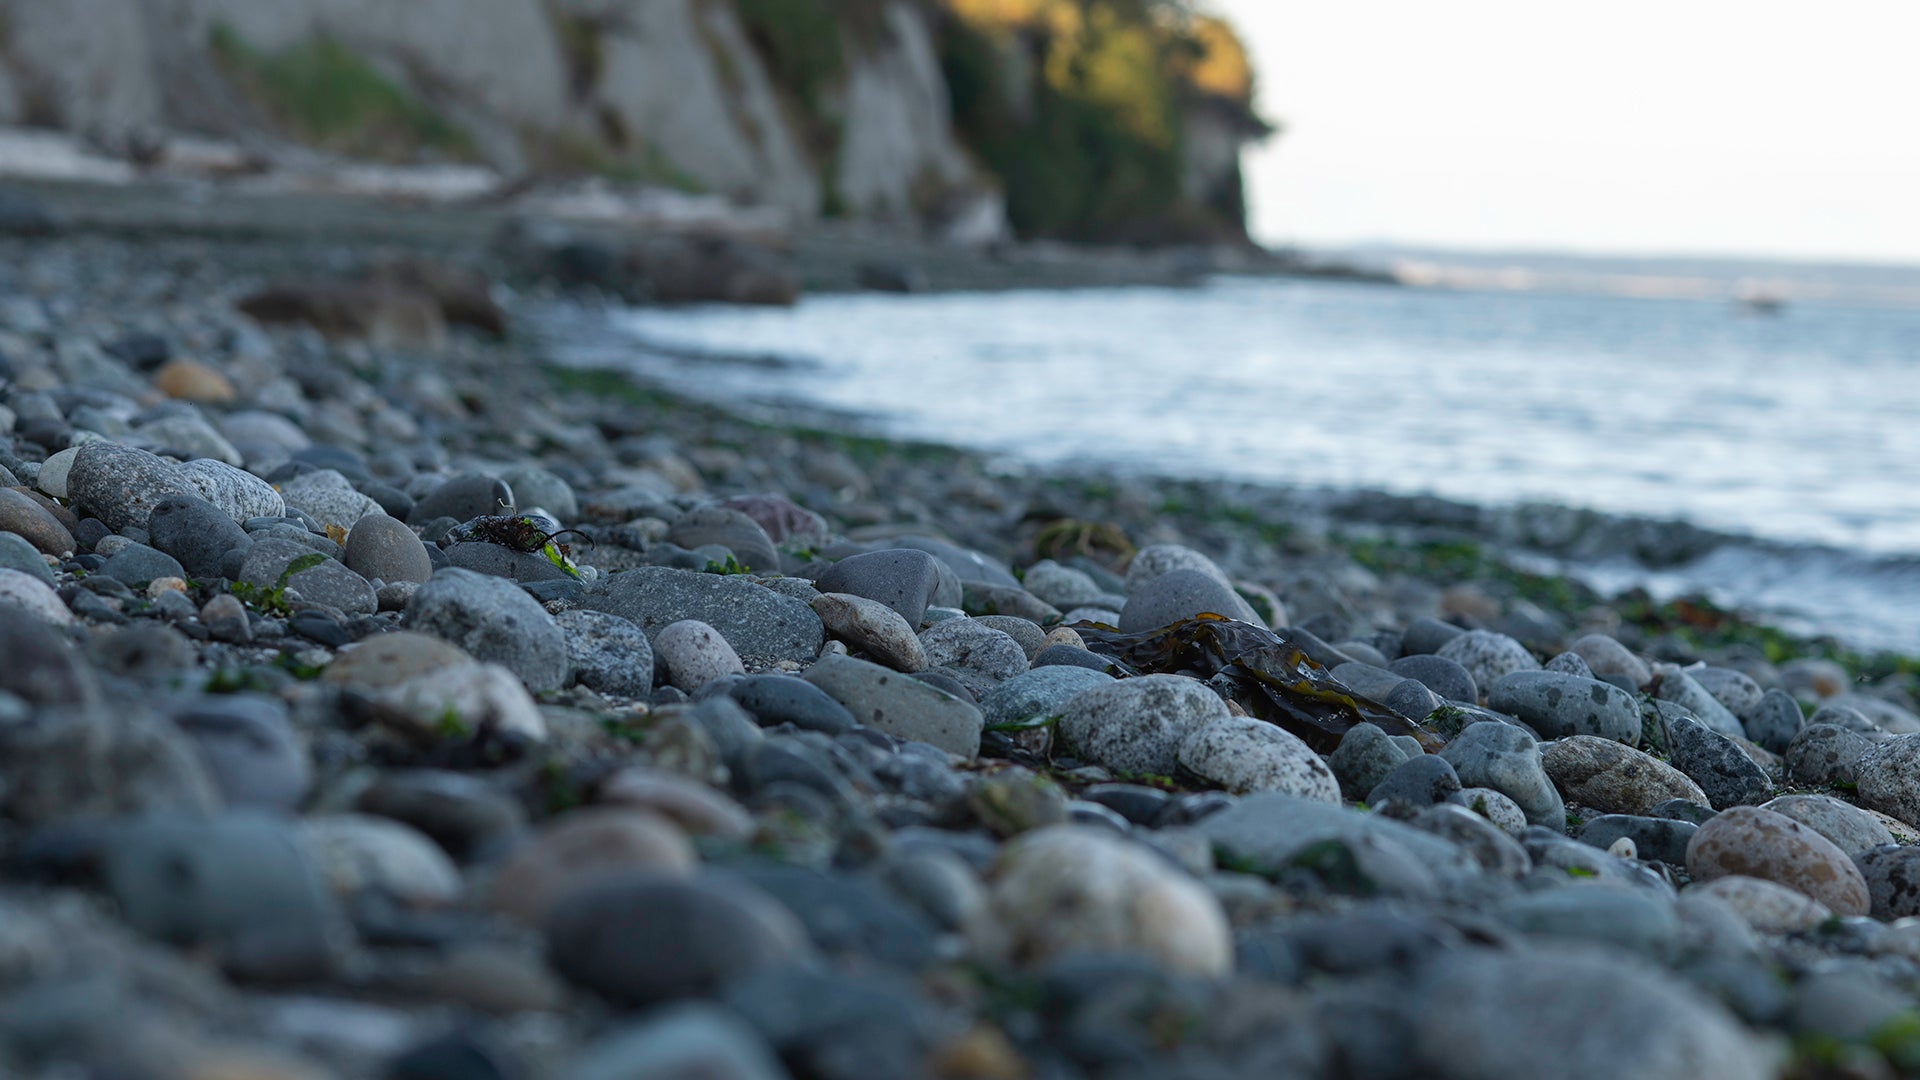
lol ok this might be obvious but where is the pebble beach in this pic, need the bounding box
[4,215,1920,1080]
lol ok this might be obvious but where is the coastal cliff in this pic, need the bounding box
[0,0,1266,242]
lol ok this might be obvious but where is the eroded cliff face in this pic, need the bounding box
[0,0,983,225]
[0,0,1260,241]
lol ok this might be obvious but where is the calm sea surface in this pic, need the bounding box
[587,274,1920,648]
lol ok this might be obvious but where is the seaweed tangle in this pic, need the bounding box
[1073,615,1444,753]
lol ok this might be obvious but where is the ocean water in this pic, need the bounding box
[578,273,1920,649]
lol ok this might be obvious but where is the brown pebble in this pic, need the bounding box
[152,358,237,404]
[0,487,75,555]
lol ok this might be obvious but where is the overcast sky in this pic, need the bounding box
[1212,0,1920,263]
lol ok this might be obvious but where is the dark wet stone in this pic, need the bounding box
[408,473,513,526]
[545,873,809,1008]
[720,675,857,735]
[726,863,938,969]
[814,548,945,626]
[667,507,781,575]
[1578,814,1698,865]
[1031,644,1122,674]
[98,542,185,586]
[168,694,311,814]
[103,814,343,981]
[1366,755,1462,814]
[147,495,251,579]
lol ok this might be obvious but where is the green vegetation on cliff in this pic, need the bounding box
[938,0,1267,242]
[208,24,474,162]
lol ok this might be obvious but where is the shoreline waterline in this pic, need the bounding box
[536,291,1920,655]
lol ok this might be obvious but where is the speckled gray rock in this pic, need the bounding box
[238,538,376,616]
[1693,667,1765,721]
[277,469,384,528]
[99,543,185,586]
[1388,654,1478,705]
[803,652,983,757]
[1688,805,1870,915]
[1541,736,1709,816]
[1415,947,1774,1080]
[1436,630,1539,698]
[656,620,746,693]
[1178,715,1341,800]
[981,825,1231,974]
[1760,794,1894,854]
[1439,721,1564,831]
[556,609,654,697]
[1660,711,1772,809]
[1543,650,1595,679]
[586,566,823,666]
[1409,802,1531,876]
[1329,723,1416,800]
[404,567,570,692]
[344,513,433,585]
[65,442,195,531]
[1449,787,1530,837]
[1569,633,1652,690]
[1655,667,1746,740]
[1855,733,1920,829]
[1690,875,1831,935]
[1852,845,1920,920]
[1746,688,1805,753]
[814,548,947,626]
[408,473,513,525]
[1119,568,1260,631]
[1124,544,1233,590]
[1786,723,1875,787]
[146,495,251,579]
[1578,815,1698,866]
[810,592,926,671]
[1487,671,1641,743]
[1057,674,1230,776]
[918,618,1026,696]
[974,615,1046,659]
[978,666,1113,727]
[175,458,285,521]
